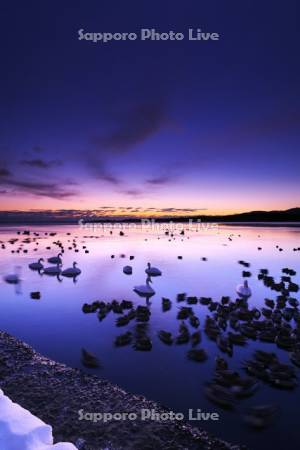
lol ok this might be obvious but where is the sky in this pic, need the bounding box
[0,0,300,216]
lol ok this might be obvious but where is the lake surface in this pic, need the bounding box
[0,222,300,450]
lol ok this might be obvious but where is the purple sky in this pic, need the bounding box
[0,1,299,215]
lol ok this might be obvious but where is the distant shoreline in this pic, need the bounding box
[0,221,300,228]
[0,207,299,226]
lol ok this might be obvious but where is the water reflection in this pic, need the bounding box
[0,224,300,450]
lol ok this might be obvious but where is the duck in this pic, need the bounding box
[81,348,99,368]
[43,263,61,276]
[189,315,200,328]
[134,336,152,351]
[114,331,132,347]
[162,297,172,312]
[134,276,155,297]
[243,405,278,429]
[47,253,62,264]
[236,280,252,297]
[191,331,201,346]
[187,348,207,362]
[28,258,44,271]
[134,306,150,323]
[158,330,173,345]
[61,262,81,277]
[3,266,21,284]
[145,262,162,276]
[205,383,235,409]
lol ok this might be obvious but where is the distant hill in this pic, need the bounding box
[190,208,300,223]
[0,208,299,224]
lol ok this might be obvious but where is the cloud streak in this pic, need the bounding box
[0,178,77,200]
[94,102,166,152]
[20,159,62,169]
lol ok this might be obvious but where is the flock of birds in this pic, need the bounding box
[1,227,300,431]
[3,254,81,284]
[79,258,300,430]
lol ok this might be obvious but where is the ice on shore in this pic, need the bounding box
[0,389,77,450]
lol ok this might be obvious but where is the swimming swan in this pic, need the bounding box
[145,262,162,276]
[236,280,252,297]
[43,263,61,275]
[3,266,21,284]
[47,253,62,264]
[61,262,81,277]
[28,258,44,271]
[134,276,155,297]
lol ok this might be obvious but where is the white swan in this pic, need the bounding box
[3,266,21,284]
[28,258,44,271]
[61,262,81,277]
[236,280,252,297]
[145,262,162,276]
[47,253,62,264]
[43,263,61,276]
[134,276,155,297]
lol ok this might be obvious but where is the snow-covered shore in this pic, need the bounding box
[0,389,76,450]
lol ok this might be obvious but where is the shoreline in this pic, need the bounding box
[0,330,244,450]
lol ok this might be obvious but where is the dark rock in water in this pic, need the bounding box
[123,265,132,275]
[30,291,41,300]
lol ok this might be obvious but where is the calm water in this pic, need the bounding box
[0,223,300,450]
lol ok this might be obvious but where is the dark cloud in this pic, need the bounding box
[159,207,203,212]
[146,175,175,185]
[123,189,144,197]
[86,157,122,185]
[20,159,62,169]
[0,178,77,200]
[0,168,11,177]
[94,103,166,152]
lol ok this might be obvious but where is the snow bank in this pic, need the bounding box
[0,389,77,450]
